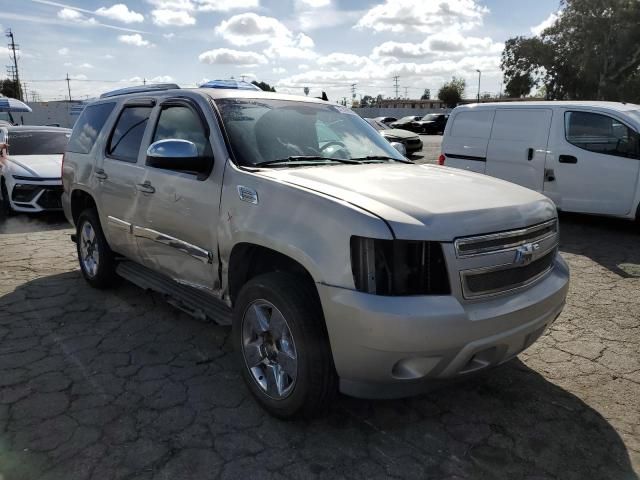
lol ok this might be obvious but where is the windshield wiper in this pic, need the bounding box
[349,155,412,163]
[254,156,361,167]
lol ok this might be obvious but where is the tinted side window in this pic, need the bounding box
[107,106,152,163]
[565,111,640,158]
[67,102,115,154]
[152,105,210,157]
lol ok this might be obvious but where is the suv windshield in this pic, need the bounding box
[217,99,405,167]
[8,130,70,155]
[365,119,390,131]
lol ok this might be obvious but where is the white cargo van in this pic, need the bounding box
[440,101,640,220]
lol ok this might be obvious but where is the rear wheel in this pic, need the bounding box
[1,179,14,216]
[76,208,119,289]
[233,272,337,419]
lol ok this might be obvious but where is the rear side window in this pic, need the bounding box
[8,131,70,155]
[67,102,115,154]
[450,110,494,139]
[107,106,153,163]
[565,111,640,159]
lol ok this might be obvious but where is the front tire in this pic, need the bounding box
[233,273,337,419]
[76,208,118,289]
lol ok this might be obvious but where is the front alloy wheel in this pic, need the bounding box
[241,300,298,399]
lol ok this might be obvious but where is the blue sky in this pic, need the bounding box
[0,0,560,102]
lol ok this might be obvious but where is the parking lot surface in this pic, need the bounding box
[0,140,638,480]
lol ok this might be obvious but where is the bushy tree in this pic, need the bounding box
[438,77,465,107]
[420,88,431,100]
[501,0,640,101]
[0,79,21,99]
[251,80,276,92]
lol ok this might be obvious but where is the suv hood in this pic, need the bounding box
[261,163,556,241]
[7,155,62,179]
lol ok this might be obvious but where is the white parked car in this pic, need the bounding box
[0,126,71,214]
[440,101,640,220]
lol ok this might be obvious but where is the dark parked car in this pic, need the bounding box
[411,113,449,134]
[372,116,397,126]
[365,118,423,155]
[389,115,422,131]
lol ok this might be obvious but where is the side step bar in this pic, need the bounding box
[116,261,232,325]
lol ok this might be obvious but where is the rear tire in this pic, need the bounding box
[233,272,338,419]
[1,179,14,216]
[76,208,119,289]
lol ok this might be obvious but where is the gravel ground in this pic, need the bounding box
[0,149,638,479]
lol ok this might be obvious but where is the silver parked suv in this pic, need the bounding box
[62,83,570,418]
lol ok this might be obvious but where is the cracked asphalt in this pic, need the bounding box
[1,200,639,477]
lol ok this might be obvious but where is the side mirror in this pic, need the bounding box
[146,139,202,172]
[390,141,406,156]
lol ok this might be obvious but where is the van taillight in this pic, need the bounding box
[438,154,445,165]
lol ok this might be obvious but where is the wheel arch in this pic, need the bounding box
[70,188,98,227]
[227,242,320,307]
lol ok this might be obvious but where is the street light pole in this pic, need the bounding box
[476,69,481,103]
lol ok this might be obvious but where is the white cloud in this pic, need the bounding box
[531,11,559,35]
[195,0,259,11]
[163,32,175,39]
[151,8,195,26]
[102,53,115,59]
[63,62,73,67]
[296,6,361,31]
[78,62,94,69]
[216,13,291,46]
[69,74,88,80]
[296,33,314,49]
[118,33,152,46]
[57,8,83,21]
[372,32,503,59]
[239,72,256,79]
[95,4,144,23]
[150,75,175,82]
[297,0,330,7]
[198,48,268,66]
[58,47,70,56]
[147,0,194,9]
[356,0,488,33]
[298,64,310,70]
[272,67,287,74]
[317,53,371,69]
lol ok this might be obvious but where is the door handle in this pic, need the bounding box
[94,168,108,180]
[527,148,534,161]
[136,182,155,194]
[558,154,577,164]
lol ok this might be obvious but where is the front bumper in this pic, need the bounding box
[9,179,63,212]
[318,254,569,399]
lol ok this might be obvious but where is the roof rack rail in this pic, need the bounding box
[99,83,180,99]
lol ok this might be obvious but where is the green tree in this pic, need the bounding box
[438,77,465,108]
[420,88,431,100]
[0,79,21,99]
[251,80,276,92]
[501,0,640,101]
[360,95,373,107]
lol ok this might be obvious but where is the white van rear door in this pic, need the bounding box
[485,108,552,192]
[442,109,494,173]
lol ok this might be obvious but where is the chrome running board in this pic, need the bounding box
[116,261,231,325]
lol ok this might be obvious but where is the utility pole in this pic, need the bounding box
[404,87,408,99]
[6,29,22,100]
[350,83,357,100]
[66,73,72,101]
[393,75,400,99]
[143,78,146,85]
[476,69,481,103]
[240,75,246,82]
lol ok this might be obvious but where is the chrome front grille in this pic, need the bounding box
[454,219,558,258]
[454,219,559,299]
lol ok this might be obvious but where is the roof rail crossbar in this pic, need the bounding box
[100,83,180,99]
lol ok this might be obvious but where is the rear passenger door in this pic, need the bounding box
[133,97,220,291]
[485,108,552,192]
[95,100,153,260]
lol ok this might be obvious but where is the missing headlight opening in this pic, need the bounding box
[350,236,450,295]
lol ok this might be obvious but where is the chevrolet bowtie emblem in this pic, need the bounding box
[514,243,540,266]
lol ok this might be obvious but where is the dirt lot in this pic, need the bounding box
[0,157,638,479]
